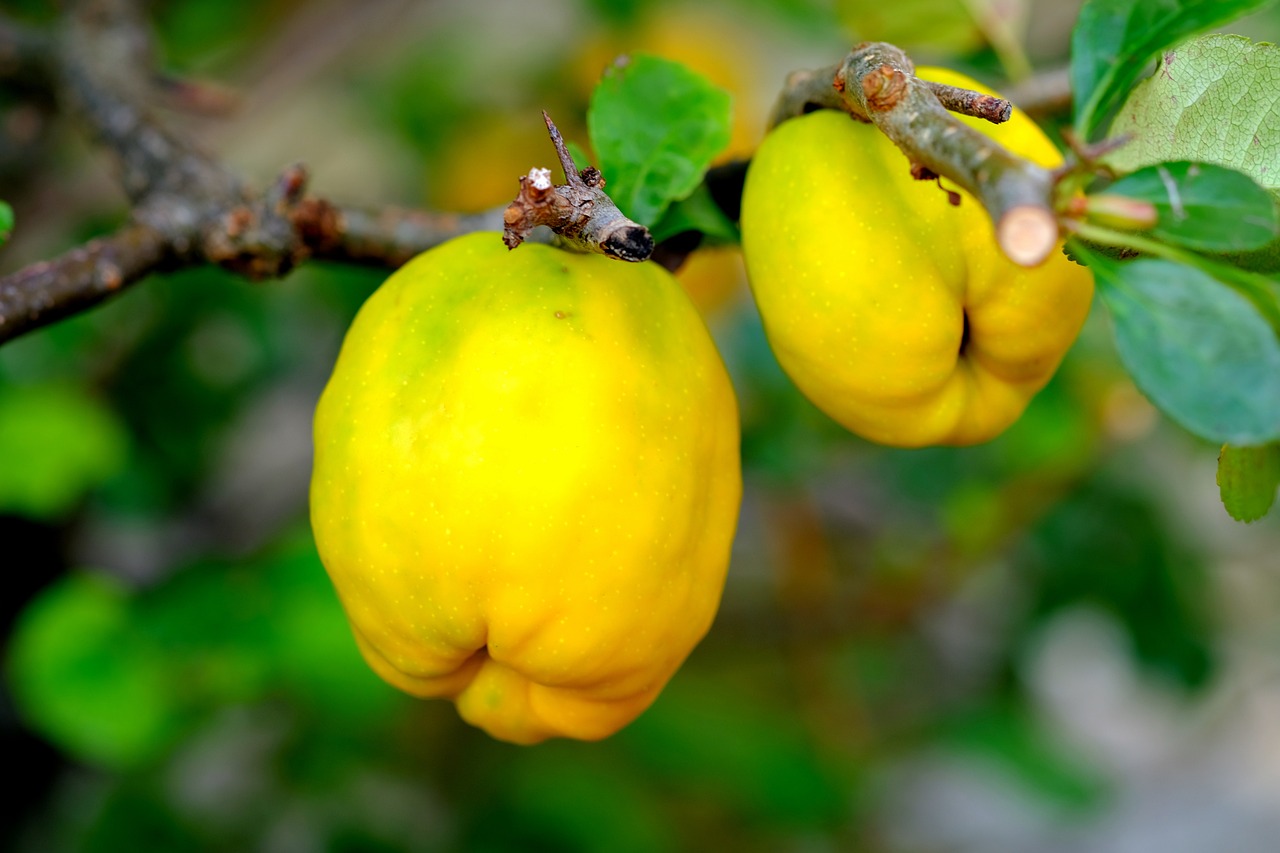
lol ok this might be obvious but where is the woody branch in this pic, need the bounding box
[769,42,1061,267]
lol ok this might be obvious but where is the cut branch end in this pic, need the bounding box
[998,206,1058,267]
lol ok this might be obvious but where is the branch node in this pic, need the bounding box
[862,64,909,112]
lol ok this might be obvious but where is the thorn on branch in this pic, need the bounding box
[910,163,939,181]
[502,113,652,262]
[543,110,583,188]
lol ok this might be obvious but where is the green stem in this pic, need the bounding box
[1070,222,1280,337]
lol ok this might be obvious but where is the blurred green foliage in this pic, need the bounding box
[0,384,127,519]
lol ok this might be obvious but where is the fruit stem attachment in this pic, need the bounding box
[769,43,1061,267]
[501,112,654,262]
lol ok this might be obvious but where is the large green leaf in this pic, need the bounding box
[1071,0,1276,140]
[588,54,732,227]
[1102,161,1279,252]
[5,534,399,769]
[1107,34,1280,190]
[1086,252,1280,444]
[1217,442,1280,522]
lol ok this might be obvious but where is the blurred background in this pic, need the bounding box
[3,0,1280,850]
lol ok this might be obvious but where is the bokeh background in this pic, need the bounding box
[3,0,1280,850]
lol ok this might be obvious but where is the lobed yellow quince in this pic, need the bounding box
[310,233,741,744]
[741,68,1093,447]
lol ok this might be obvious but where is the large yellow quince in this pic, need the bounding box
[310,233,741,744]
[741,68,1093,447]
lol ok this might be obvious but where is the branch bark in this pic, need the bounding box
[0,1,604,346]
[769,43,1061,267]
[0,223,169,340]
[2,8,1072,345]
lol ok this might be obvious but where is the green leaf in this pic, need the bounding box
[0,383,129,519]
[650,182,740,244]
[1217,442,1280,521]
[1192,257,1280,337]
[6,573,178,767]
[1071,0,1276,140]
[1103,161,1279,252]
[1084,250,1280,443]
[588,54,732,227]
[1106,35,1280,190]
[0,200,12,245]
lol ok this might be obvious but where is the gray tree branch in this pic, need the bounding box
[768,43,1063,267]
[0,1,632,347]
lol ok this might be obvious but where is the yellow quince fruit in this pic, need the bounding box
[310,233,741,744]
[741,67,1093,447]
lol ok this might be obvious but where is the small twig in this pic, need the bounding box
[502,112,653,262]
[297,202,506,268]
[925,80,1011,124]
[769,43,1059,267]
[0,223,169,341]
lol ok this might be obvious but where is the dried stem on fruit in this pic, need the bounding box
[502,112,653,262]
